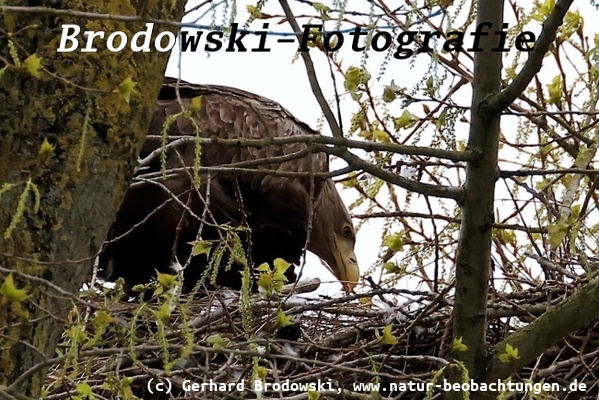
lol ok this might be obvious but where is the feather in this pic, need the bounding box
[99,77,358,296]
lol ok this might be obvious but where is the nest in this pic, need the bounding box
[43,277,599,400]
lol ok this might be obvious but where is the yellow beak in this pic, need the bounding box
[331,233,359,294]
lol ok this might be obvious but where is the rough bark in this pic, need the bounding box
[451,0,504,384]
[451,0,575,397]
[0,1,184,397]
[485,276,599,382]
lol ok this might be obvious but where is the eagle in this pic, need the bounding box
[98,77,359,294]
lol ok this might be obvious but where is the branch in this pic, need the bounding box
[320,145,464,201]
[135,164,355,183]
[0,6,193,29]
[278,0,344,138]
[142,134,468,200]
[352,211,546,234]
[499,168,599,178]
[525,252,578,280]
[450,0,505,384]
[486,0,574,113]
[484,276,599,382]
[144,134,475,163]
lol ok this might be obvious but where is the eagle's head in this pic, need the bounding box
[308,179,359,293]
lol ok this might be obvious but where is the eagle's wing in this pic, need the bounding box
[145,78,328,195]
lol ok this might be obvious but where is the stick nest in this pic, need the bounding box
[43,277,599,399]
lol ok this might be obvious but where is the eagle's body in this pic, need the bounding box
[99,78,359,293]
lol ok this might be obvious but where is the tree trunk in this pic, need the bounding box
[451,0,504,389]
[0,1,184,397]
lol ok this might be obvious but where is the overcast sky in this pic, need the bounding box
[163,0,599,295]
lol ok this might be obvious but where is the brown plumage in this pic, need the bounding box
[99,77,359,293]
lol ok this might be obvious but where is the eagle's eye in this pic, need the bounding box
[342,225,352,238]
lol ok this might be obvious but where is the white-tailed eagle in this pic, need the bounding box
[99,77,359,293]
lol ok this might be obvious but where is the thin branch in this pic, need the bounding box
[278,0,344,138]
[322,144,464,201]
[486,0,574,112]
[0,5,219,31]
[525,252,578,280]
[352,210,546,234]
[142,134,467,200]
[499,168,599,178]
[134,165,355,184]
[485,276,599,382]
[143,134,475,163]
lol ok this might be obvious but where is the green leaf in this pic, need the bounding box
[157,272,177,289]
[499,343,520,363]
[382,80,402,103]
[256,262,271,272]
[341,172,359,188]
[575,145,592,165]
[383,232,404,252]
[531,0,555,21]
[312,2,331,19]
[570,204,581,218]
[188,96,203,114]
[548,221,568,248]
[547,75,562,106]
[246,5,264,19]
[38,138,55,158]
[273,258,291,275]
[305,28,322,48]
[502,229,516,245]
[372,129,390,142]
[191,240,212,257]
[425,75,435,96]
[93,310,115,327]
[255,365,268,380]
[24,54,42,78]
[376,324,398,345]
[452,337,468,352]
[535,178,551,191]
[358,129,373,140]
[276,311,293,329]
[435,109,448,130]
[345,66,371,89]
[257,259,289,295]
[0,274,29,302]
[350,109,367,133]
[256,272,273,291]
[308,390,321,400]
[66,324,87,342]
[393,110,418,130]
[560,10,581,39]
[272,270,288,292]
[344,66,371,100]
[76,382,93,397]
[313,2,330,13]
[207,334,225,350]
[540,143,553,155]
[131,284,146,293]
[156,301,171,322]
[383,262,401,274]
[116,76,137,104]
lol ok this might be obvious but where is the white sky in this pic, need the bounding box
[163,0,599,295]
